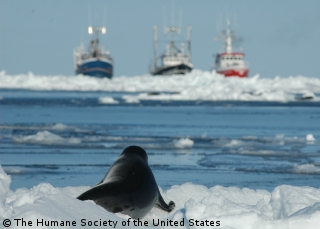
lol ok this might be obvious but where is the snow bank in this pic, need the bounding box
[1,166,320,228]
[1,70,320,102]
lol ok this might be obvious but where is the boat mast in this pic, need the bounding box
[165,26,180,57]
[225,19,233,53]
[153,25,158,72]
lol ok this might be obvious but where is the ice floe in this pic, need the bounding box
[1,70,320,102]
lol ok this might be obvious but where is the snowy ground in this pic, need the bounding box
[1,165,320,229]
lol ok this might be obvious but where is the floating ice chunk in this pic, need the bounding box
[49,123,87,133]
[306,134,315,142]
[98,97,119,104]
[13,131,81,145]
[224,139,243,147]
[275,134,285,139]
[291,164,320,174]
[173,138,194,148]
[122,95,140,103]
[50,123,69,131]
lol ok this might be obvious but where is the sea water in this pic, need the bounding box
[0,89,319,191]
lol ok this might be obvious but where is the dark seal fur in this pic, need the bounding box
[77,146,175,219]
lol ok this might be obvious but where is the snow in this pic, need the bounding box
[1,70,320,102]
[1,166,320,228]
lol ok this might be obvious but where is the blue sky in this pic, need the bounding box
[0,0,319,78]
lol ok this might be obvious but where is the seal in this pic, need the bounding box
[77,145,175,219]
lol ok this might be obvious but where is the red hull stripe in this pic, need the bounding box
[217,69,249,78]
[218,52,245,56]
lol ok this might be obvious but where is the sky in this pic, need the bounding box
[0,0,319,78]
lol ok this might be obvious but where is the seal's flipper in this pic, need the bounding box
[77,181,123,201]
[155,194,175,212]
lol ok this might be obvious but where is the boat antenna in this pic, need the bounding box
[162,6,167,32]
[234,13,238,31]
[171,0,175,27]
[187,26,192,61]
[216,15,221,37]
[179,7,183,34]
[165,0,180,42]
[103,5,107,26]
[102,5,107,46]
[88,7,92,28]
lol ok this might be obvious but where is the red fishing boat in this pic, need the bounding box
[213,19,249,78]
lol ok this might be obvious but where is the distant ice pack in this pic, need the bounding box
[1,70,320,102]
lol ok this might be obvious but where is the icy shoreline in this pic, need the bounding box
[1,165,320,229]
[1,70,320,102]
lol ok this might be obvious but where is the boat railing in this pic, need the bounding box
[163,56,189,66]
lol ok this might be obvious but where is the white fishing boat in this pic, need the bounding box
[150,24,193,76]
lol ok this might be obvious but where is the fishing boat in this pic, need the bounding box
[150,25,193,75]
[73,26,113,78]
[213,19,249,78]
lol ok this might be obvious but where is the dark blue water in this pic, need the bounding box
[0,90,320,191]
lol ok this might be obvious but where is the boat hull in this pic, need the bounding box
[76,59,113,79]
[152,64,192,76]
[217,68,249,78]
